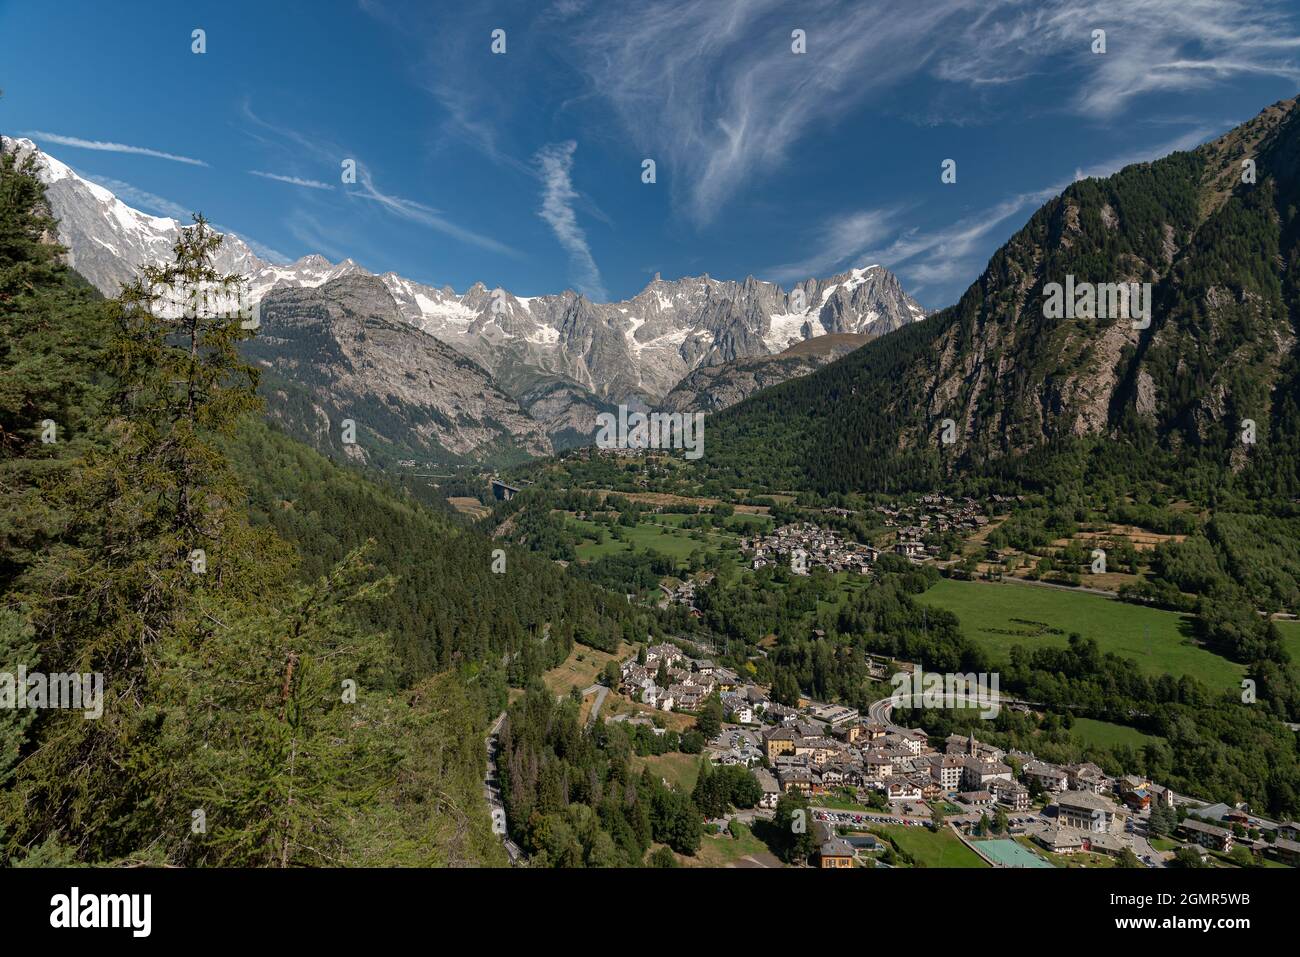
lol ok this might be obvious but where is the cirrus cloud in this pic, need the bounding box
[21,131,208,166]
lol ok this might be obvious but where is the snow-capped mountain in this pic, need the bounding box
[378,266,926,403]
[10,135,928,419]
[4,137,368,301]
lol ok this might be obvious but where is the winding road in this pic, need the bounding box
[581,683,610,724]
[867,687,1019,733]
[484,711,524,865]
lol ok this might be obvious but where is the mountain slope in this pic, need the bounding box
[701,97,1300,497]
[659,333,870,413]
[247,274,552,466]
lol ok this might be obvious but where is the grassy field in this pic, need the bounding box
[630,752,705,792]
[678,821,783,868]
[540,642,629,698]
[915,578,1243,691]
[569,516,726,564]
[602,693,699,731]
[1070,717,1164,750]
[1277,620,1300,663]
[1052,851,1118,868]
[447,496,492,520]
[872,824,988,868]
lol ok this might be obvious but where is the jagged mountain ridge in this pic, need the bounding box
[7,136,926,410]
[384,263,926,404]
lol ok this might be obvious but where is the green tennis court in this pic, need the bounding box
[977,839,1053,868]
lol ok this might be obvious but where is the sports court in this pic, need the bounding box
[977,839,1054,868]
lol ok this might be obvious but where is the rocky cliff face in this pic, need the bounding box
[247,275,552,466]
[659,333,870,413]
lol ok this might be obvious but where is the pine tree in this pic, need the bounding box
[156,547,397,866]
[0,139,110,590]
[5,216,290,860]
[0,608,38,789]
[696,691,723,739]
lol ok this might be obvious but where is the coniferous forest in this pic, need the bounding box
[0,144,637,866]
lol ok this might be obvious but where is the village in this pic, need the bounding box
[742,522,880,574]
[614,641,1300,869]
[741,493,1016,573]
[879,493,1010,535]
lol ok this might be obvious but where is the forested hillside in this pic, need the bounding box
[701,97,1300,503]
[226,419,633,690]
[0,140,633,866]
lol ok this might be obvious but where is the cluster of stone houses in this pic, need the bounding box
[760,725,1033,809]
[760,722,1190,850]
[880,495,1001,534]
[1173,803,1300,864]
[619,643,745,716]
[878,495,1006,560]
[613,642,1299,868]
[742,522,879,575]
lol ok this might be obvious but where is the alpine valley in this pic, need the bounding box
[10,0,1300,890]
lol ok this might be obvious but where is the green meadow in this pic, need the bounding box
[1070,717,1164,750]
[1276,620,1300,663]
[915,578,1243,692]
[872,824,988,868]
[569,515,743,565]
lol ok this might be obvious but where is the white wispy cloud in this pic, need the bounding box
[534,141,607,300]
[767,128,1217,298]
[572,0,954,225]
[22,131,208,166]
[238,101,338,162]
[764,208,902,283]
[569,0,1300,223]
[354,163,521,257]
[869,189,1061,291]
[764,190,1056,294]
[248,170,333,190]
[77,174,193,221]
[935,0,1300,118]
[237,101,518,257]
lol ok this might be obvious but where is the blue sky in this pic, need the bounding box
[3,0,1299,309]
